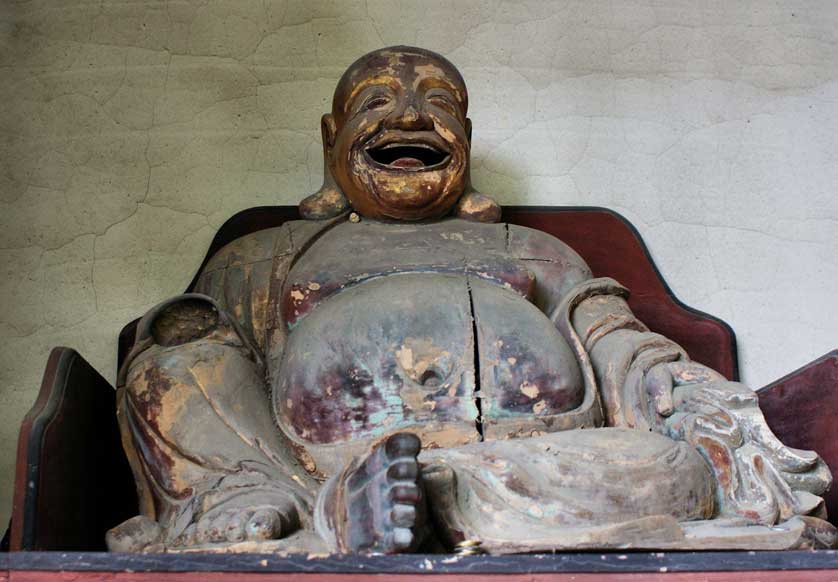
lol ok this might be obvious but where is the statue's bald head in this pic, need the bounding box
[331,46,468,124]
[322,46,474,221]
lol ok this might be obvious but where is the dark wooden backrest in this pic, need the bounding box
[10,348,136,551]
[758,351,838,527]
[119,206,739,379]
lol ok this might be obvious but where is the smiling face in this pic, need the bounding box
[324,47,471,221]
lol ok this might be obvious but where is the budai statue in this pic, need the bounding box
[106,46,835,554]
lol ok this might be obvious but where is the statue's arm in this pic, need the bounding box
[191,225,293,357]
[507,224,681,426]
[509,224,831,525]
[564,276,832,525]
[566,278,689,429]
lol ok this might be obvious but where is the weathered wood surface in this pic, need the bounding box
[4,550,838,575]
[119,211,807,553]
[15,204,760,554]
[7,572,838,581]
[117,206,740,384]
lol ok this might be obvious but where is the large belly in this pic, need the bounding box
[273,273,584,469]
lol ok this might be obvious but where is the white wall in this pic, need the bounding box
[1,0,837,526]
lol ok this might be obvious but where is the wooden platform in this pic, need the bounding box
[2,550,838,581]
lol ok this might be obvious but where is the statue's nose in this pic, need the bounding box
[386,102,434,131]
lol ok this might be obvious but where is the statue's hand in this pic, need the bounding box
[643,361,725,418]
[646,362,832,525]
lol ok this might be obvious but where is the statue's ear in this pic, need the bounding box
[465,118,472,144]
[321,114,337,153]
[300,113,349,221]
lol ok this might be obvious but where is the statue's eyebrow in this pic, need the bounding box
[343,78,397,113]
[424,85,456,97]
[420,80,467,116]
[417,73,464,100]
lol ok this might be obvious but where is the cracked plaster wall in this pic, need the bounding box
[2,0,838,528]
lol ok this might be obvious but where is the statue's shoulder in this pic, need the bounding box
[503,223,593,309]
[505,223,591,273]
[194,219,316,351]
[201,220,310,274]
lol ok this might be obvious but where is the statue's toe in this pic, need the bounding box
[186,505,287,547]
[781,457,833,497]
[391,483,422,504]
[385,432,421,458]
[223,510,248,542]
[387,459,419,481]
[391,527,415,551]
[193,514,216,544]
[246,508,283,540]
[391,502,417,525]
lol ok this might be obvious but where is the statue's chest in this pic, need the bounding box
[281,219,534,327]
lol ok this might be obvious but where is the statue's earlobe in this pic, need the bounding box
[300,114,349,220]
[322,114,337,152]
[455,190,501,223]
[454,117,499,223]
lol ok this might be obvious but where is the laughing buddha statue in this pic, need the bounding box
[106,46,835,554]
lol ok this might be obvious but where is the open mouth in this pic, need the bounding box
[365,143,449,170]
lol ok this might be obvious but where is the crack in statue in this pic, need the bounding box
[106,47,836,554]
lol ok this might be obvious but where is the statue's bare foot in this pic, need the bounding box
[173,488,300,547]
[106,515,163,552]
[338,432,425,553]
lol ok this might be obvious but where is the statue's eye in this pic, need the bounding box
[363,95,390,110]
[427,94,458,116]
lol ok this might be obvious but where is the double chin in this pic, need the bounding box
[360,182,464,220]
